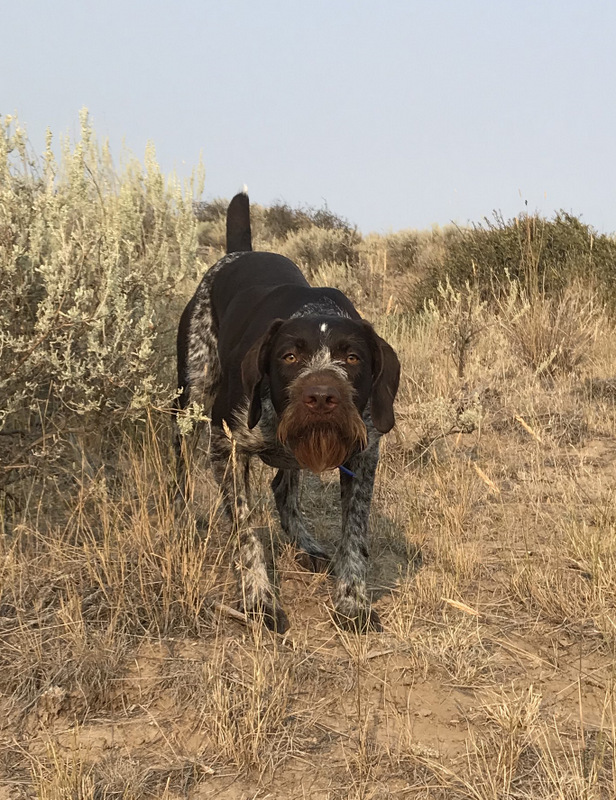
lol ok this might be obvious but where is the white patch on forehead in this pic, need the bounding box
[319,323,328,334]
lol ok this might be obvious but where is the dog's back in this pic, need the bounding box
[217,190,311,307]
[213,193,316,357]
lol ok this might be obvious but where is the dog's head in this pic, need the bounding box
[241,316,400,473]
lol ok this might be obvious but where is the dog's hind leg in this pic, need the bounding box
[271,469,330,572]
[174,293,222,507]
[211,430,289,634]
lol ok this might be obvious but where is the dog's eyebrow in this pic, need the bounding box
[277,337,306,351]
[331,338,363,350]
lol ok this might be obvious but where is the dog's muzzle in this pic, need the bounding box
[277,370,367,473]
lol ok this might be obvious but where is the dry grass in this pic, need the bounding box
[497,280,604,378]
[4,122,616,798]
[6,274,616,798]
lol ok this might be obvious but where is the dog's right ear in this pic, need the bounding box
[241,319,284,429]
[361,321,401,434]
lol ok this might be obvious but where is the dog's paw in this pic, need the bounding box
[295,550,331,573]
[242,599,290,634]
[334,606,383,634]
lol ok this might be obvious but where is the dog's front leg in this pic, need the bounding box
[271,469,330,572]
[334,441,382,632]
[211,430,289,633]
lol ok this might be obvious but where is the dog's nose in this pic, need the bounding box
[302,384,340,413]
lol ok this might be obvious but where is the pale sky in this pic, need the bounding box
[3,1,615,233]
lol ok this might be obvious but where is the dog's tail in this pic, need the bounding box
[226,187,252,253]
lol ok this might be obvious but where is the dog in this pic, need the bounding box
[175,191,400,633]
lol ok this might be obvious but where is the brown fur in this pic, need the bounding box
[277,371,368,473]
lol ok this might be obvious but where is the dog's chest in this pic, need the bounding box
[231,398,300,469]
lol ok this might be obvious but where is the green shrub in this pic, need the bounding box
[193,197,354,250]
[0,111,202,440]
[193,197,227,224]
[262,201,353,240]
[415,212,616,310]
[379,230,421,274]
[279,226,361,275]
[194,197,227,249]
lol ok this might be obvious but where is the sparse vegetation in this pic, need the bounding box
[2,112,616,797]
[415,210,616,312]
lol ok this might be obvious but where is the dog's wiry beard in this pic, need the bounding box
[286,424,363,473]
[277,377,367,473]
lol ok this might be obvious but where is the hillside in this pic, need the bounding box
[2,114,616,799]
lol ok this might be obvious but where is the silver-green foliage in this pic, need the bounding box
[0,110,203,432]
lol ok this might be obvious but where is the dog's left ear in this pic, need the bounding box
[363,322,401,433]
[241,319,284,429]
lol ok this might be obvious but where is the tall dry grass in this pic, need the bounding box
[3,112,616,797]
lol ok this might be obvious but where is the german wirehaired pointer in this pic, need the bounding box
[175,192,400,633]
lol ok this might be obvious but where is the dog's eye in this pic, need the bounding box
[346,354,360,364]
[282,353,298,364]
